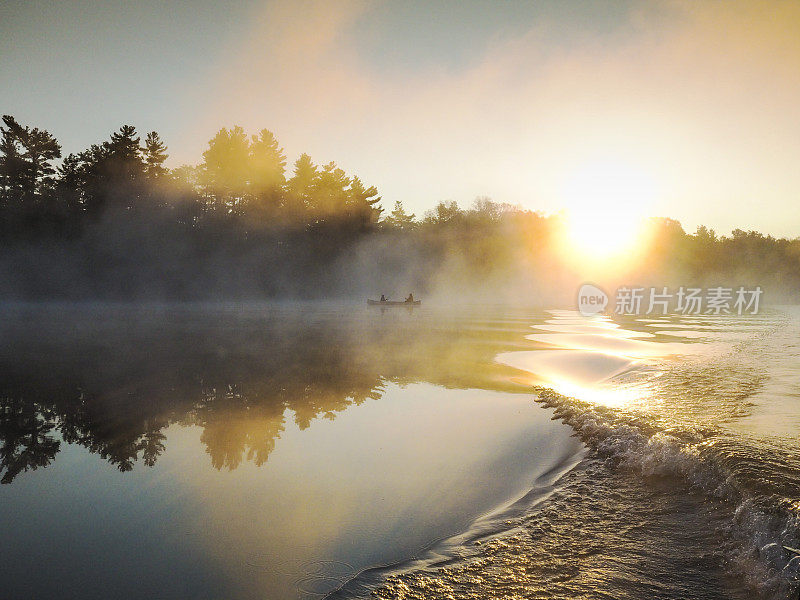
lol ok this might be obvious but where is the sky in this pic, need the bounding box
[2,0,800,237]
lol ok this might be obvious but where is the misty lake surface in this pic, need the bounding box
[3,304,800,600]
[0,304,582,600]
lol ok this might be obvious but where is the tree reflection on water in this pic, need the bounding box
[0,305,536,483]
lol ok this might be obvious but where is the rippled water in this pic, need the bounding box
[340,307,800,600]
[2,304,798,599]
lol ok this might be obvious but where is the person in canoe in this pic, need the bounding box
[380,294,387,302]
[405,293,414,303]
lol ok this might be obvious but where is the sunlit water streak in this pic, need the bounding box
[341,307,800,600]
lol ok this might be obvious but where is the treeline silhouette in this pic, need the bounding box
[1,114,799,300]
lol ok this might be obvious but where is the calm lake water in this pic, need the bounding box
[0,304,581,599]
[2,304,799,599]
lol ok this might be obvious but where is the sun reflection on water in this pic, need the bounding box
[540,376,650,409]
[497,310,674,409]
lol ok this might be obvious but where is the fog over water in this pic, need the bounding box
[0,304,581,599]
[1,114,799,306]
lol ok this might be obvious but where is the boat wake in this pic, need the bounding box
[335,309,800,600]
[534,386,800,599]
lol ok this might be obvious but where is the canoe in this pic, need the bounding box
[367,299,421,306]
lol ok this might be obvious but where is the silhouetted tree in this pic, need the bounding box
[1,114,798,304]
[63,125,147,214]
[286,153,317,218]
[0,115,61,204]
[143,131,169,181]
[109,125,146,212]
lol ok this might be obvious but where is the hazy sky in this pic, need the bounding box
[2,0,799,236]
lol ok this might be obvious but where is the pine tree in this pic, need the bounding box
[106,125,144,177]
[0,122,25,203]
[285,153,318,218]
[71,143,107,214]
[249,129,285,192]
[201,126,250,212]
[92,124,146,211]
[143,132,168,180]
[348,176,383,225]
[383,200,415,230]
[313,161,351,218]
[248,129,286,218]
[55,153,84,212]
[0,115,61,203]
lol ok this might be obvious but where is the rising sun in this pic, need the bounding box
[560,160,657,260]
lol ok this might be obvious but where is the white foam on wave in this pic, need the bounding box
[534,386,800,599]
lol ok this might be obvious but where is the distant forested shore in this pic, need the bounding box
[1,115,798,302]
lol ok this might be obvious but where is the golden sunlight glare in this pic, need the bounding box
[561,160,657,260]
